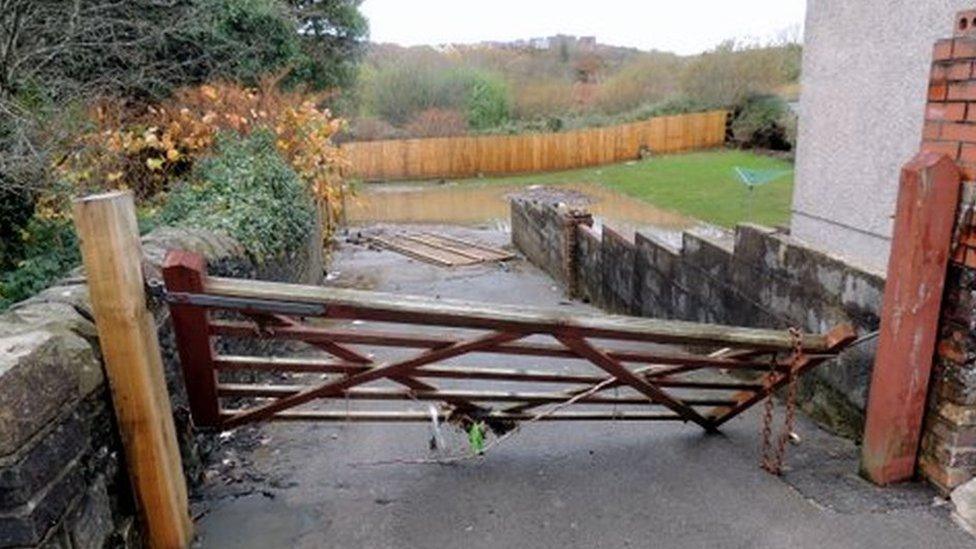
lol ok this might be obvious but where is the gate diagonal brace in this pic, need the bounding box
[243,312,512,433]
[554,334,718,432]
[223,330,528,429]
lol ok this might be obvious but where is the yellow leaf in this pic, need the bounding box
[166,148,181,161]
[146,157,165,171]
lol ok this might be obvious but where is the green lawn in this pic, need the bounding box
[461,149,794,228]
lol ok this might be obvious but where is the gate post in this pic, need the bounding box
[163,250,221,428]
[861,153,961,485]
[73,191,192,548]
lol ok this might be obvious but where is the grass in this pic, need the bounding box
[458,149,794,228]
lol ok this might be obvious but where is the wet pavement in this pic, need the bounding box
[192,225,973,549]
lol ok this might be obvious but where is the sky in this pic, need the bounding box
[360,0,806,55]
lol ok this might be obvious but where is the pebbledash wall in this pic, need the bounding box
[0,221,323,548]
[511,197,884,438]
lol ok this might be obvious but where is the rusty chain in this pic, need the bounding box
[760,327,804,475]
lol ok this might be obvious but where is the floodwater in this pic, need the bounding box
[344,181,699,244]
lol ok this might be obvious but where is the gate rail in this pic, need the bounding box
[162,249,856,433]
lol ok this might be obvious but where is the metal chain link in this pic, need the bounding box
[760,327,804,475]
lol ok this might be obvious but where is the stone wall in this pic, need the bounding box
[0,223,322,548]
[510,197,884,438]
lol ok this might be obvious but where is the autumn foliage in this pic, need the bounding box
[58,78,348,224]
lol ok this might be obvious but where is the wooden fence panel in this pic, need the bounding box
[343,110,728,181]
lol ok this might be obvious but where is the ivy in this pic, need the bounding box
[160,130,315,263]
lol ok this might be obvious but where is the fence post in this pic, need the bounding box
[860,152,961,485]
[73,190,192,548]
[162,250,221,428]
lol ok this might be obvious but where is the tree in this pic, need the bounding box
[285,0,369,91]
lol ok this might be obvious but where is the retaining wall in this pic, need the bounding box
[0,222,322,548]
[510,198,884,438]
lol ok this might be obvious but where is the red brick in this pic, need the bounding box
[948,81,976,100]
[932,82,950,101]
[924,122,943,140]
[949,60,975,80]
[961,143,976,162]
[955,37,976,59]
[941,122,976,142]
[921,140,960,158]
[927,103,967,121]
[933,63,949,81]
[959,161,976,181]
[936,39,955,61]
[967,103,976,122]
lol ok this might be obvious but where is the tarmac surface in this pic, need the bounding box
[192,225,973,549]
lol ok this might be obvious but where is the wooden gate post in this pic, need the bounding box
[861,152,961,485]
[163,250,221,428]
[73,191,192,548]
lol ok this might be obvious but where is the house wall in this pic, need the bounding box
[792,0,972,272]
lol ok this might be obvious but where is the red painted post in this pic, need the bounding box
[163,250,221,428]
[861,152,961,485]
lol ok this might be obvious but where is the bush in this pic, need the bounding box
[160,131,315,261]
[465,73,510,130]
[60,79,347,230]
[0,217,78,311]
[341,117,403,142]
[404,109,468,138]
[730,95,794,150]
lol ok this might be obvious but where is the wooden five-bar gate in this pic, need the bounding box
[161,250,856,435]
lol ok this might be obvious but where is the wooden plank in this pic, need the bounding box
[399,234,488,262]
[209,324,785,369]
[369,235,462,266]
[861,152,961,485]
[215,384,737,406]
[418,231,514,260]
[219,409,683,422]
[214,355,764,390]
[73,191,192,548]
[203,277,837,351]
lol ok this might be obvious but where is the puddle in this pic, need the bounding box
[345,181,709,246]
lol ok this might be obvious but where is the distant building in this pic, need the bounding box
[529,37,551,50]
[792,1,971,271]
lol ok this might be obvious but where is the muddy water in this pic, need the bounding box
[345,181,697,241]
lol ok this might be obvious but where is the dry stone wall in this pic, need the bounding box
[0,222,322,548]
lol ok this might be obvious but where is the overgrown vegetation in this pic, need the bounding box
[160,131,315,261]
[0,0,364,310]
[344,32,801,143]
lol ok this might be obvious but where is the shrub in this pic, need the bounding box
[59,79,347,234]
[595,54,682,114]
[512,82,575,119]
[465,73,510,130]
[342,117,403,142]
[0,216,78,311]
[404,109,468,138]
[730,94,793,150]
[160,131,314,261]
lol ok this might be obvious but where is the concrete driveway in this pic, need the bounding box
[192,225,972,549]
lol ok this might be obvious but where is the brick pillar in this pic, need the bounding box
[918,9,976,494]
